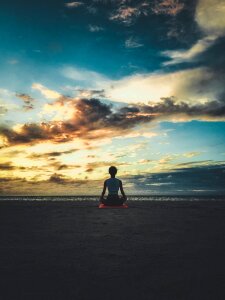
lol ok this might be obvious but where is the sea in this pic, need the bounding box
[1,195,225,202]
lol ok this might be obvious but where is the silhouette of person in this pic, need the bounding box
[100,166,127,205]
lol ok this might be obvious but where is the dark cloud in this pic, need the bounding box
[0,162,15,170]
[0,162,25,171]
[0,98,152,147]
[1,96,225,148]
[27,149,78,159]
[49,173,67,184]
[140,97,225,118]
[0,177,27,183]
[174,160,213,167]
[16,93,35,111]
[57,164,69,171]
[48,161,81,170]
[48,173,85,186]
[125,163,225,195]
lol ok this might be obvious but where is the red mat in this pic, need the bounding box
[99,203,128,209]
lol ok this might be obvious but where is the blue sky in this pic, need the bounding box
[0,0,225,195]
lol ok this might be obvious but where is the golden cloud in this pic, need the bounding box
[1,96,225,148]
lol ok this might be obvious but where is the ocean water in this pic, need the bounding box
[0,195,225,201]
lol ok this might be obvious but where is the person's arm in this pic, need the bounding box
[100,180,107,202]
[119,180,127,201]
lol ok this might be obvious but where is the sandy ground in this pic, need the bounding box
[0,200,225,300]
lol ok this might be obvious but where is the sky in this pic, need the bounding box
[0,0,225,195]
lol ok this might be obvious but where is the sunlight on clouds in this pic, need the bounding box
[114,131,158,139]
[41,99,76,121]
[162,35,217,65]
[32,83,61,99]
[163,0,225,66]
[107,68,218,104]
[60,65,224,107]
[11,137,115,181]
[0,0,224,196]
[183,152,202,158]
[108,73,173,103]
[196,0,225,36]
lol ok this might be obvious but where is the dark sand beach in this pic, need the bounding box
[0,199,225,300]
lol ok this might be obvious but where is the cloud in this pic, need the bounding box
[1,92,225,148]
[27,149,78,159]
[75,89,105,98]
[110,2,149,25]
[47,173,86,186]
[0,98,152,147]
[139,97,225,119]
[162,35,217,65]
[107,67,225,104]
[0,174,99,195]
[65,1,84,8]
[0,162,16,170]
[195,0,225,37]
[110,6,140,24]
[183,152,202,158]
[0,162,25,171]
[32,83,61,99]
[16,93,35,111]
[1,162,225,195]
[48,173,77,184]
[48,161,79,172]
[174,160,213,168]
[61,66,108,88]
[163,0,225,65]
[125,163,225,194]
[49,173,65,184]
[62,66,225,106]
[152,0,184,16]
[88,25,104,32]
[125,37,143,48]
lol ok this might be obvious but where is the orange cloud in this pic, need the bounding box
[1,96,225,148]
[0,98,152,147]
[152,0,184,16]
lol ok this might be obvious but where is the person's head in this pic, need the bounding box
[109,166,117,177]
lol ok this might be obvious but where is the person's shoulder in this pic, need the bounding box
[117,178,122,183]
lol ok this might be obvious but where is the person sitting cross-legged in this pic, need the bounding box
[100,166,127,206]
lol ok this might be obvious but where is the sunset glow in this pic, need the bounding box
[0,0,225,195]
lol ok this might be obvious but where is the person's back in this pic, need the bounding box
[105,177,120,195]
